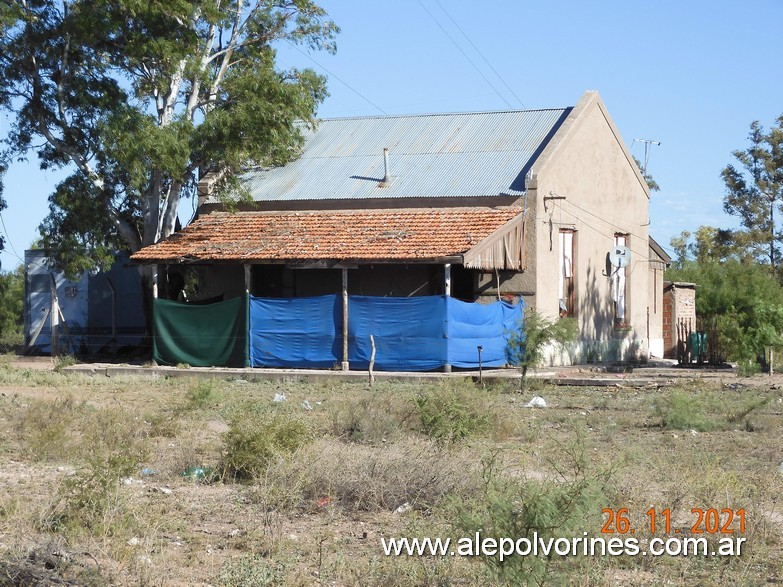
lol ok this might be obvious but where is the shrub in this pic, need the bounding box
[45,408,148,536]
[330,391,415,444]
[445,439,610,585]
[252,437,480,513]
[18,396,84,461]
[654,390,718,432]
[220,411,311,481]
[216,555,289,587]
[413,383,492,445]
[187,378,221,409]
[507,310,577,379]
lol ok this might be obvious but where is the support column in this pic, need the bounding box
[342,267,349,371]
[443,263,452,373]
[50,276,59,358]
[152,264,158,299]
[244,264,251,293]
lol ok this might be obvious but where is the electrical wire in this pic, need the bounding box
[0,211,24,265]
[431,0,525,109]
[416,0,514,109]
[284,41,388,116]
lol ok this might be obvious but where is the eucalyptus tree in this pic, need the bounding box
[0,0,337,276]
[722,118,783,271]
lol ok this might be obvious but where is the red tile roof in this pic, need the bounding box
[131,208,521,263]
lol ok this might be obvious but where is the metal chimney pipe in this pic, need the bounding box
[383,147,390,182]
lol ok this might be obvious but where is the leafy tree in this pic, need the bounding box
[0,0,338,278]
[669,226,751,269]
[666,259,783,369]
[0,266,24,350]
[722,118,783,270]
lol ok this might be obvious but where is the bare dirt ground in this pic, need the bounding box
[0,359,780,586]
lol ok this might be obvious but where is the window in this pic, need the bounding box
[613,234,629,326]
[558,230,575,317]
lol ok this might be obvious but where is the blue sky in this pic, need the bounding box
[2,0,782,269]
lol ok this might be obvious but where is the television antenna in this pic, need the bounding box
[633,138,661,176]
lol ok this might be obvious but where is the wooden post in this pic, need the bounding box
[342,268,349,371]
[50,275,59,358]
[444,263,451,296]
[369,334,376,386]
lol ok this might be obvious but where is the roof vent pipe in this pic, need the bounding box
[379,147,393,187]
[383,147,390,181]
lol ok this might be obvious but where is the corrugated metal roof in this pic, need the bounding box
[208,108,571,203]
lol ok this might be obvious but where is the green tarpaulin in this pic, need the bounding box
[153,295,249,367]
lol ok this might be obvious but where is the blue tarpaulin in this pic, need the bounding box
[348,295,448,371]
[249,295,342,368]
[446,297,523,367]
[247,294,523,370]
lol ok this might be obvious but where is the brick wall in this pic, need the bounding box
[663,283,696,359]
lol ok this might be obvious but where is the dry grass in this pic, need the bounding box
[0,363,780,585]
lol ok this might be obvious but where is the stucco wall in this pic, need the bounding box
[648,261,666,357]
[528,95,650,362]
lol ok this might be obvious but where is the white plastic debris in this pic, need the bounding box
[302,400,313,411]
[272,393,287,403]
[394,502,412,514]
[524,396,547,408]
[777,461,783,475]
[127,537,140,546]
[689,429,699,436]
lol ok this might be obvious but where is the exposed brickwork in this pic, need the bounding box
[663,283,696,358]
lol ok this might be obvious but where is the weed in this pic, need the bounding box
[654,390,718,431]
[187,378,221,409]
[216,554,289,586]
[445,437,611,585]
[18,396,84,461]
[53,354,76,372]
[253,437,480,513]
[330,392,415,444]
[220,411,311,481]
[413,382,493,445]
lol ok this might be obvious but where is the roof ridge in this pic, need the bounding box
[314,107,570,122]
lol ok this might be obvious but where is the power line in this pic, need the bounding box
[431,0,525,109]
[416,0,514,109]
[285,41,388,116]
[0,210,23,265]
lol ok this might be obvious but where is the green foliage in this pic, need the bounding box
[0,0,338,274]
[670,225,752,269]
[632,155,660,192]
[220,410,312,481]
[445,438,609,585]
[216,555,288,587]
[43,408,148,535]
[187,378,221,409]
[413,383,491,445]
[654,391,718,432]
[653,388,771,431]
[721,117,783,268]
[0,266,24,350]
[507,310,578,376]
[667,259,783,365]
[53,354,77,372]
